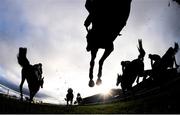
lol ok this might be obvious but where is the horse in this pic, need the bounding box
[65,88,74,106]
[116,39,146,95]
[74,93,83,105]
[17,47,44,102]
[150,42,179,82]
[84,0,132,87]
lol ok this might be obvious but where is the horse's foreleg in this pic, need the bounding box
[29,91,35,102]
[70,100,73,105]
[98,48,114,78]
[88,49,98,87]
[20,69,25,101]
[89,49,98,80]
[19,84,23,100]
[67,101,69,106]
[29,88,38,102]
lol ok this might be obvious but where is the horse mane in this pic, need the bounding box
[17,47,30,68]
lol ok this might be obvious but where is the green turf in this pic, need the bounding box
[0,89,180,114]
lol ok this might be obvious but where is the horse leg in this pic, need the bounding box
[29,90,35,102]
[20,69,26,101]
[96,47,113,85]
[88,49,98,87]
[29,88,38,102]
[70,99,73,105]
[67,100,69,106]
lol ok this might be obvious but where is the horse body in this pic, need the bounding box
[85,0,132,87]
[65,88,74,105]
[22,66,43,101]
[117,58,144,94]
[151,43,179,81]
[116,39,145,95]
[18,47,44,102]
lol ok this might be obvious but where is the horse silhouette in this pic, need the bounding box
[74,93,83,105]
[116,39,146,95]
[65,88,74,106]
[148,54,161,69]
[150,42,179,81]
[17,47,44,102]
[84,0,132,87]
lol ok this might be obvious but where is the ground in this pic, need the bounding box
[0,76,180,113]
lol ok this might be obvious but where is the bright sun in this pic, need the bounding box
[95,84,112,96]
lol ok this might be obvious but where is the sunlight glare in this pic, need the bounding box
[95,84,112,96]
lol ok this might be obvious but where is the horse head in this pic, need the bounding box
[116,74,122,86]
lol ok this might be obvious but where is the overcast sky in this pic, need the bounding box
[0,0,180,104]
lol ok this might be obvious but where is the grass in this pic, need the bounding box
[1,77,180,113]
[0,89,180,114]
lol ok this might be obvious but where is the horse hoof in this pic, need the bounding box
[96,78,102,86]
[89,79,95,87]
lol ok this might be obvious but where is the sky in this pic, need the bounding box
[0,0,180,104]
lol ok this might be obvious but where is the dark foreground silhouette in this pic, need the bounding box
[74,93,83,105]
[85,0,132,87]
[65,88,74,106]
[116,39,146,95]
[1,75,180,113]
[17,47,44,102]
[117,42,179,96]
[150,43,179,82]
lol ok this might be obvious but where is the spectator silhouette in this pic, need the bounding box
[65,88,74,106]
[17,47,44,102]
[74,93,83,105]
[84,0,132,87]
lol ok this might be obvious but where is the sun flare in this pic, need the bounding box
[95,84,112,96]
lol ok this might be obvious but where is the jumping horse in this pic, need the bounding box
[84,0,132,87]
[17,47,44,102]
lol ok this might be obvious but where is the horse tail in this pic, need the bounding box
[17,47,30,68]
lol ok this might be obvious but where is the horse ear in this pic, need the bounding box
[42,77,44,80]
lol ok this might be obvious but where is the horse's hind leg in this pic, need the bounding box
[29,89,38,102]
[29,91,35,102]
[67,100,69,106]
[88,49,98,87]
[96,47,113,85]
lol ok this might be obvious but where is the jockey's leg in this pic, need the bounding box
[96,46,114,85]
[89,49,98,87]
